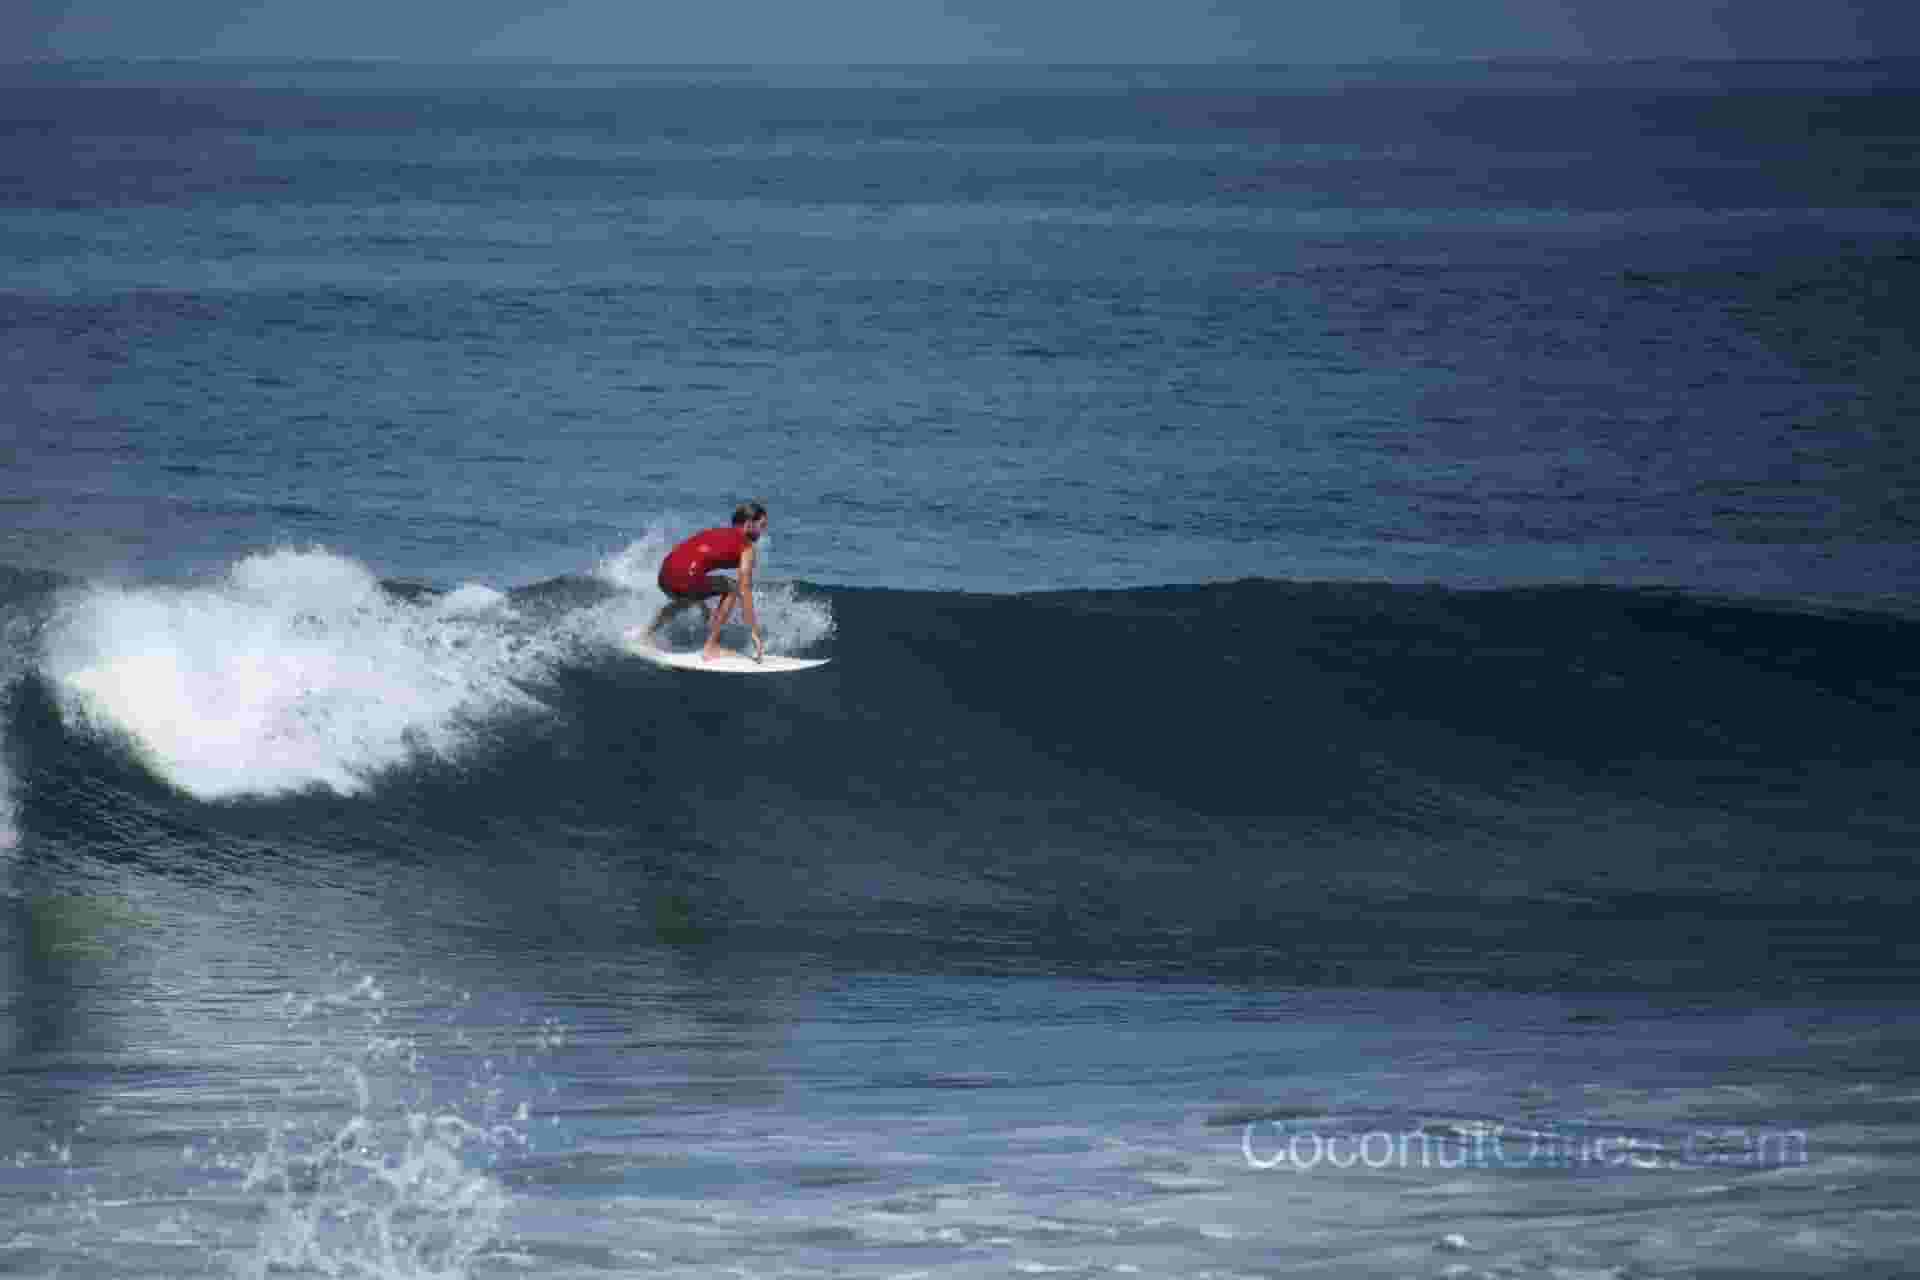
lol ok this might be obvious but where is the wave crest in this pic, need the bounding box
[43,548,546,800]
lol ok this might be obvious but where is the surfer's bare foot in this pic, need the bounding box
[700,645,733,662]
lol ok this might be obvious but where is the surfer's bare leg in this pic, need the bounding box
[703,587,741,660]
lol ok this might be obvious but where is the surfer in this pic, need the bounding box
[643,501,768,662]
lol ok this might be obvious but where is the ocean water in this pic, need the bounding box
[3,58,1919,1278]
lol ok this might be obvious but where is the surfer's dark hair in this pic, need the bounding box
[732,500,768,526]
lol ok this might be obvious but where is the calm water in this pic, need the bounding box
[2,59,1918,1277]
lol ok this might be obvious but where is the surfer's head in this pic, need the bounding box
[733,500,769,540]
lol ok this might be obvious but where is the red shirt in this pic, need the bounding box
[658,527,749,595]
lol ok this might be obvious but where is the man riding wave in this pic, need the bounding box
[642,501,769,662]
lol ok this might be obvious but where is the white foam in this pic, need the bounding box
[434,583,513,618]
[43,548,546,800]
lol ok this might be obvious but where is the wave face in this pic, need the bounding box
[6,558,1917,992]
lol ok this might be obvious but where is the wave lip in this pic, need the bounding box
[43,547,547,800]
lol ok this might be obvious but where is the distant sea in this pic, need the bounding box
[2,59,1917,1278]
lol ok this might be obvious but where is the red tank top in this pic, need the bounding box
[659,527,748,594]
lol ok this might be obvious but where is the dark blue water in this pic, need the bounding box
[2,59,1918,1277]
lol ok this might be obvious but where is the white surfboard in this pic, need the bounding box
[627,641,830,674]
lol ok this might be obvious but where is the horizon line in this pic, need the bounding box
[7,53,1918,69]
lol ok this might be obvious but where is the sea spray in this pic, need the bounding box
[0,967,547,1279]
[591,521,686,598]
[236,973,530,1280]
